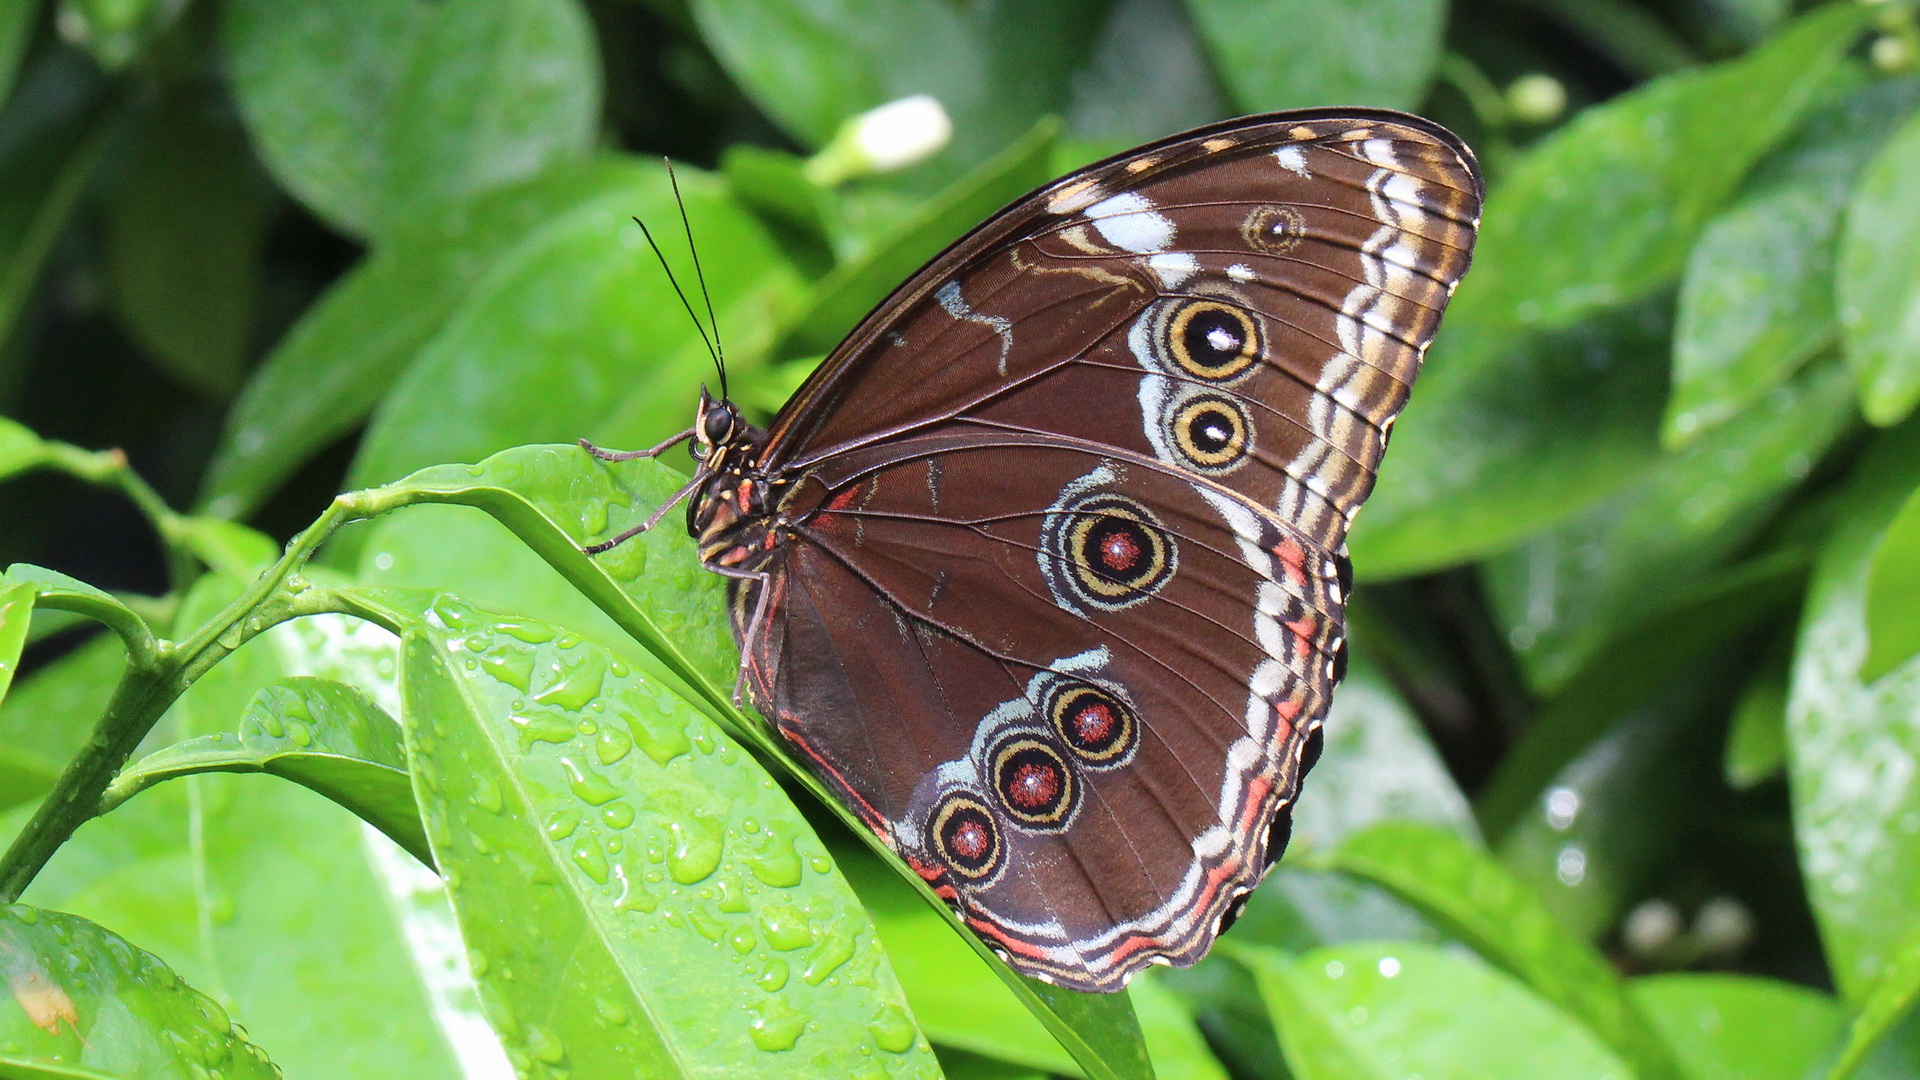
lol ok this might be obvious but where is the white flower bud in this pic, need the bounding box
[1506,74,1568,125]
[804,95,953,186]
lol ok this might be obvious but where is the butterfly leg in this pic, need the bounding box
[579,428,694,462]
[708,564,772,705]
[580,470,705,555]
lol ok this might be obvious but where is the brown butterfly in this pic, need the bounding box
[586,109,1482,991]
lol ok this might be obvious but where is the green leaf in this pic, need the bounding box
[0,0,35,106]
[347,160,804,490]
[1475,550,1806,838]
[1827,929,1920,1080]
[1787,417,1920,1000]
[1485,355,1856,690]
[200,156,667,520]
[221,0,423,236]
[395,593,939,1078]
[767,115,1060,363]
[21,574,492,1079]
[0,54,114,349]
[55,0,180,69]
[380,0,600,225]
[1448,1,1867,336]
[1352,301,1671,580]
[1839,101,1920,426]
[0,416,43,479]
[106,84,276,400]
[1,565,154,658]
[170,517,279,580]
[1130,973,1229,1080]
[1187,0,1444,113]
[0,904,279,1080]
[0,635,124,814]
[1863,482,1920,681]
[1631,974,1844,1080]
[1320,822,1682,1080]
[1725,647,1790,789]
[104,677,429,867]
[1667,76,1919,446]
[1237,940,1634,1080]
[1060,0,1225,149]
[0,579,32,708]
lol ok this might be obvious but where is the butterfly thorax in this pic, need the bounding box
[686,394,783,572]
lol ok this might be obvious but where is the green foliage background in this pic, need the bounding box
[1,0,1920,1077]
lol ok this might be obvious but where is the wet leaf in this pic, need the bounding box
[221,0,423,236]
[1449,1,1867,336]
[1320,822,1681,1080]
[769,115,1059,363]
[0,578,31,708]
[1631,973,1843,1080]
[1863,482,1920,681]
[106,82,276,399]
[395,592,939,1079]
[347,160,804,490]
[105,677,429,867]
[1826,929,1920,1080]
[1188,0,1443,113]
[0,903,278,1079]
[201,157,667,520]
[1484,355,1855,690]
[1786,418,1920,1001]
[1839,102,1920,426]
[1667,76,1918,446]
[380,0,600,225]
[1,564,154,655]
[1238,940,1634,1080]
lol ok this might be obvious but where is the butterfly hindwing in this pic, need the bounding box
[731,110,1481,990]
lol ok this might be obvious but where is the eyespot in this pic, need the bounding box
[1164,300,1262,382]
[990,735,1077,830]
[1044,493,1175,612]
[1243,205,1306,255]
[1166,390,1253,474]
[1045,681,1138,767]
[928,792,1002,881]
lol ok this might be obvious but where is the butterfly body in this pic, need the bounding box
[616,110,1483,992]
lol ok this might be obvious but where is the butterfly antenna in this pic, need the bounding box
[665,157,727,400]
[630,213,721,379]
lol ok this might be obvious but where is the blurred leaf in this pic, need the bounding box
[1239,940,1634,1080]
[1520,0,1696,79]
[1188,0,1444,113]
[1498,696,1715,939]
[0,578,30,706]
[1668,76,1917,446]
[1485,355,1856,690]
[1827,929,1920,1080]
[0,415,40,476]
[1839,102,1920,427]
[1354,300,1671,580]
[1632,974,1843,1080]
[347,160,804,490]
[1063,0,1225,148]
[0,903,279,1080]
[721,145,835,276]
[691,0,1101,176]
[104,677,429,867]
[221,0,422,237]
[55,0,183,70]
[1476,550,1805,838]
[1130,973,1229,1080]
[1863,481,1920,680]
[23,576,490,1079]
[1725,644,1790,789]
[769,115,1059,364]
[0,53,113,349]
[395,593,940,1079]
[170,516,277,579]
[1322,822,1682,1080]
[0,634,122,813]
[200,157,663,520]
[0,0,34,106]
[1787,416,1920,1000]
[106,84,275,399]
[380,0,600,225]
[936,1047,1048,1080]
[1449,1,1868,336]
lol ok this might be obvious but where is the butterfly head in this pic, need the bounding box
[691,386,748,460]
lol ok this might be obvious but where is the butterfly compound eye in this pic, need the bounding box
[702,405,734,445]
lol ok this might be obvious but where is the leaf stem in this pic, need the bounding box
[39,441,199,591]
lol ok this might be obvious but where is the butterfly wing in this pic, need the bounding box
[742,110,1481,990]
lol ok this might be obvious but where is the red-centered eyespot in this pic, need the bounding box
[1047,682,1137,767]
[929,794,1001,881]
[991,737,1077,829]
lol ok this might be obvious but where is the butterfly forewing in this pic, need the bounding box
[735,110,1481,991]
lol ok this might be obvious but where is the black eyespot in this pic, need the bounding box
[1045,682,1138,767]
[1163,300,1261,382]
[928,793,1002,881]
[1039,473,1178,615]
[1167,391,1252,474]
[1243,205,1306,255]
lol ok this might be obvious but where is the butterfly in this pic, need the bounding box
[585,109,1482,992]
